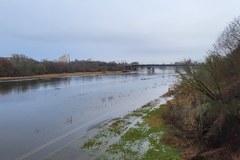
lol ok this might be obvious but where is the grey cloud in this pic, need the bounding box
[1,0,240,63]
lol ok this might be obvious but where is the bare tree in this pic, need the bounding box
[212,16,240,55]
[178,59,224,103]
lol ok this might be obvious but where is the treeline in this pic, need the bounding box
[163,17,240,159]
[0,54,134,77]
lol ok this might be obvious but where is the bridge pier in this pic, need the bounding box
[147,66,155,73]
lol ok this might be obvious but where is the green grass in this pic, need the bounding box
[80,102,181,160]
[128,106,151,117]
[83,139,102,149]
[82,130,108,149]
[109,119,127,135]
[144,104,169,133]
[121,127,148,142]
[105,141,143,160]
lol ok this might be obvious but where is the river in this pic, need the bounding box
[0,68,178,160]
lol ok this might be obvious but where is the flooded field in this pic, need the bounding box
[0,68,178,160]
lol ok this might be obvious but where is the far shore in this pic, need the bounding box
[0,71,133,81]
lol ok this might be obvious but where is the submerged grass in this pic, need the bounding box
[109,119,127,135]
[80,101,180,160]
[121,127,148,142]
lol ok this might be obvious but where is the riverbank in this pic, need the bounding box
[0,71,131,81]
[43,99,181,160]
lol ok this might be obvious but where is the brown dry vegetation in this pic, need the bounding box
[161,16,240,159]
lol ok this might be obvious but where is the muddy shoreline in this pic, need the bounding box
[0,71,132,81]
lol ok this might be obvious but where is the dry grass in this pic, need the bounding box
[145,113,165,130]
[147,104,202,160]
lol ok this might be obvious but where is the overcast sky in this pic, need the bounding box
[0,0,240,63]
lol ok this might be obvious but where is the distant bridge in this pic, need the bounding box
[125,63,200,73]
[130,64,185,67]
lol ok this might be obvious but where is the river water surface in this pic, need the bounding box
[0,68,178,160]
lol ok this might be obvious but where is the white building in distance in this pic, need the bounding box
[59,54,70,63]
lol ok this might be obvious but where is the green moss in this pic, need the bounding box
[121,128,148,142]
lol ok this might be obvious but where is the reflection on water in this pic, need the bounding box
[0,68,179,160]
[0,67,178,95]
[0,78,71,95]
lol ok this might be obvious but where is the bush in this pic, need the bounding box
[164,17,240,156]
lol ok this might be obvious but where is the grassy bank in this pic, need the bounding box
[44,100,180,160]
